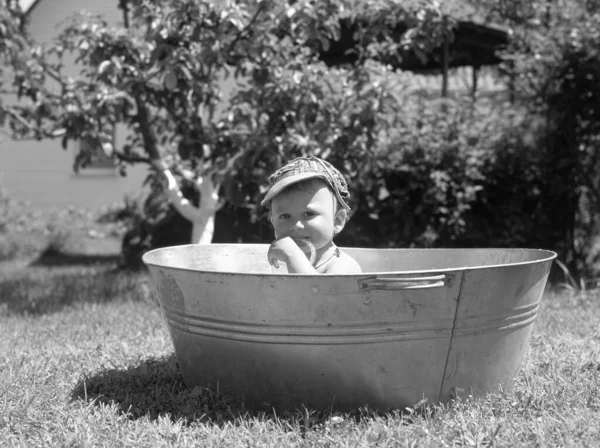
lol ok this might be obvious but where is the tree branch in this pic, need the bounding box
[133,92,161,160]
[113,150,151,165]
[6,107,42,133]
[225,2,267,56]
[38,60,65,87]
[5,107,66,138]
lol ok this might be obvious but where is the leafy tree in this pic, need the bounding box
[1,0,452,264]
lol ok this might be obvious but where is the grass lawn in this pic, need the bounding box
[1,248,599,447]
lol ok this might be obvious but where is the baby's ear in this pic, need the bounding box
[333,208,348,234]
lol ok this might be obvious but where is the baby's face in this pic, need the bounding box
[270,180,339,252]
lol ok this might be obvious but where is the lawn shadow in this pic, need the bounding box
[30,247,121,267]
[70,354,269,424]
[0,264,150,316]
[69,355,388,426]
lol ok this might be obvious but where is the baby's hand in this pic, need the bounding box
[268,237,316,270]
[268,237,299,268]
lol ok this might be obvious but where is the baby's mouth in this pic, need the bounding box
[291,236,310,243]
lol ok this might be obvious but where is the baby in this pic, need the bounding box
[261,156,362,274]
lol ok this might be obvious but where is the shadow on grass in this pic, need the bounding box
[69,355,382,426]
[70,355,262,424]
[0,265,150,316]
[30,247,121,267]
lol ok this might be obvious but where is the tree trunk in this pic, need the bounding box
[161,168,220,244]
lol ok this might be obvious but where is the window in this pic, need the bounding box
[80,137,115,169]
[73,128,117,174]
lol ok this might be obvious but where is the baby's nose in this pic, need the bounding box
[290,219,305,230]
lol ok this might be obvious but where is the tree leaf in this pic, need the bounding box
[164,68,178,90]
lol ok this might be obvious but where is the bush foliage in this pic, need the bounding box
[495,0,600,276]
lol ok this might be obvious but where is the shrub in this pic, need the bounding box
[496,0,600,277]
[0,185,47,261]
[43,222,75,255]
[338,97,524,249]
[117,178,194,269]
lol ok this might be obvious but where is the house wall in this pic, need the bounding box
[25,0,124,45]
[0,137,150,209]
[1,0,148,210]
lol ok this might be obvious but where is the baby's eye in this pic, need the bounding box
[278,213,290,220]
[304,211,316,218]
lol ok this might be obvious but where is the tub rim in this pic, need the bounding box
[142,244,557,277]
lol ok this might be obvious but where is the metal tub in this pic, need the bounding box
[143,244,556,411]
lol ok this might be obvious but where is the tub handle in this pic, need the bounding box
[358,274,448,291]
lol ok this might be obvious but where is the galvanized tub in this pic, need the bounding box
[143,244,556,411]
